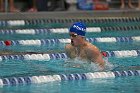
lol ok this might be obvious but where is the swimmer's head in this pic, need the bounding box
[69,22,86,37]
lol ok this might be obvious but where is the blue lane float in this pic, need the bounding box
[0,70,139,86]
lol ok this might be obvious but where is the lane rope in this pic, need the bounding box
[1,25,140,35]
[0,70,139,86]
[1,36,140,46]
[0,50,139,61]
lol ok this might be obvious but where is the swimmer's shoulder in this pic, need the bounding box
[86,42,98,50]
[65,44,74,50]
[85,42,100,53]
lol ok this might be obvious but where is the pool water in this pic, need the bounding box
[0,76,140,93]
[0,18,140,93]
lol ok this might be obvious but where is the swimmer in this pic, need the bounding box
[65,22,105,70]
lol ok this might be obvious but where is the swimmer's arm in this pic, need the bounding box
[86,47,105,68]
[65,44,72,58]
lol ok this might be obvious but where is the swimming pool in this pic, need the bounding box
[0,16,140,93]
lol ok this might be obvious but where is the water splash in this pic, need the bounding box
[64,57,115,72]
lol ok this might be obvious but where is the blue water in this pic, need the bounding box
[0,23,140,93]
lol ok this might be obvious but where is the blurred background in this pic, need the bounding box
[1,0,140,12]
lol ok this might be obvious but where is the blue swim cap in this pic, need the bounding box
[69,22,86,36]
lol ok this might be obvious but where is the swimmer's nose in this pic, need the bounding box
[70,36,73,39]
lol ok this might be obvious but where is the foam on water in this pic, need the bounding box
[63,57,115,72]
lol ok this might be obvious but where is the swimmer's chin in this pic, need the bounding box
[71,43,74,46]
[71,42,77,46]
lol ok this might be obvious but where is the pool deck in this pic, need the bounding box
[0,9,140,20]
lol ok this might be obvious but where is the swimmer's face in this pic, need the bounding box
[69,32,83,46]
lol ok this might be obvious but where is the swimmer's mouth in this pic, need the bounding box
[71,40,74,46]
